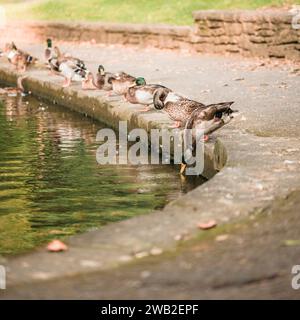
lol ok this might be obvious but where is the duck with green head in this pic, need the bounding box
[124,77,172,112]
[49,46,96,89]
[44,39,61,75]
[44,38,54,62]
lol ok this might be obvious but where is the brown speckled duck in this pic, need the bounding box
[124,77,172,112]
[180,101,237,174]
[153,88,206,128]
[4,42,38,72]
[94,65,117,91]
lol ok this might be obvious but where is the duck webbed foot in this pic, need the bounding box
[106,91,117,97]
[180,163,187,174]
[140,105,151,112]
[82,80,96,90]
[16,65,26,73]
[169,121,182,128]
[203,135,209,142]
[62,78,71,88]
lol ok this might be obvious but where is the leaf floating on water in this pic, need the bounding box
[197,220,217,230]
[47,240,68,252]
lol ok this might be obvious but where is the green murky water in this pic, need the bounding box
[0,93,204,255]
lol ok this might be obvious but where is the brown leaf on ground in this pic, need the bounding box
[215,234,229,242]
[197,220,217,230]
[47,240,68,252]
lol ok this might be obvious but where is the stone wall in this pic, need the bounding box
[1,9,299,60]
[192,10,300,60]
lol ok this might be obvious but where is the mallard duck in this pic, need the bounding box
[180,101,237,174]
[44,39,61,76]
[51,46,96,89]
[94,65,117,91]
[4,42,37,72]
[153,88,206,128]
[0,76,29,96]
[109,72,136,96]
[44,38,54,62]
[124,77,172,112]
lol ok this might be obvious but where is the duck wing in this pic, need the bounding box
[184,104,208,130]
[180,99,206,118]
[117,72,136,82]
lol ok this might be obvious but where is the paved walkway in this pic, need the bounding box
[0,43,300,299]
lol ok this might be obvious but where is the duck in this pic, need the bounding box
[3,42,38,72]
[153,88,206,128]
[50,46,96,89]
[124,77,172,112]
[0,76,29,96]
[180,101,237,174]
[44,39,61,76]
[94,65,117,91]
[44,38,55,62]
[109,72,136,96]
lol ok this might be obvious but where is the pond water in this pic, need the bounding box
[0,92,205,255]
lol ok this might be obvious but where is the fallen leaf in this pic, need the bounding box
[284,239,300,246]
[47,240,68,252]
[174,234,183,241]
[284,160,296,165]
[134,251,149,259]
[197,220,217,230]
[49,229,65,235]
[150,247,163,256]
[215,234,229,242]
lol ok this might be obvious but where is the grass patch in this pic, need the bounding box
[1,0,300,25]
